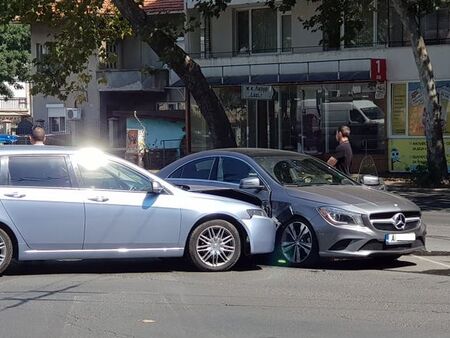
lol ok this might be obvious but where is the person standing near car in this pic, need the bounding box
[327,125,353,175]
[29,126,46,145]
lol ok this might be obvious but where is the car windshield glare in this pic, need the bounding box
[254,156,355,187]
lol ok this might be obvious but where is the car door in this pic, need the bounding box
[0,155,85,250]
[74,157,181,249]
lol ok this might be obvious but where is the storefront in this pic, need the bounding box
[190,81,388,173]
[389,81,450,173]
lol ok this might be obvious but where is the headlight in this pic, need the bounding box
[318,207,364,226]
[247,209,267,218]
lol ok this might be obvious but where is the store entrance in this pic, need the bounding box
[248,100,276,148]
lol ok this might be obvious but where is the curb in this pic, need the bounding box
[413,250,450,257]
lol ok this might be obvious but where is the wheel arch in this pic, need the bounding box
[185,214,251,256]
[0,222,19,260]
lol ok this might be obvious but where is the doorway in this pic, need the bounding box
[247,99,276,148]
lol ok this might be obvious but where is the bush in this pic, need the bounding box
[409,164,441,188]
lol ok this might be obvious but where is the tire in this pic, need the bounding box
[0,228,13,275]
[275,218,319,268]
[188,220,241,272]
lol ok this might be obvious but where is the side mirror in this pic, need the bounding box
[361,175,380,186]
[240,176,264,190]
[151,181,165,194]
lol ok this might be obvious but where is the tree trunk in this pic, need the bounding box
[392,0,448,183]
[112,0,236,149]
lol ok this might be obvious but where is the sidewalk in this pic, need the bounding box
[386,183,450,255]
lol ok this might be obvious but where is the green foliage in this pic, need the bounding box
[0,23,30,97]
[409,164,443,187]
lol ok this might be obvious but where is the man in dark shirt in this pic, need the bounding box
[327,125,353,175]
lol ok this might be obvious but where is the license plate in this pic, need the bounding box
[385,233,416,245]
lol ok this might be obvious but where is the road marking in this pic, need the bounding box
[412,255,450,269]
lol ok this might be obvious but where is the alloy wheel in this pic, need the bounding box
[0,235,6,266]
[280,221,313,264]
[196,225,236,268]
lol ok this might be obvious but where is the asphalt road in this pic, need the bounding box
[1,256,449,338]
[392,190,450,253]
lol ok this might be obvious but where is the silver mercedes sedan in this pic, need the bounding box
[0,147,276,274]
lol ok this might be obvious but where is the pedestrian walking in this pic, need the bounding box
[327,125,353,175]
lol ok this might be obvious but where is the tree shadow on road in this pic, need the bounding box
[393,191,450,212]
[3,257,262,276]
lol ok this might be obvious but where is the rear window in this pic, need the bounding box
[6,156,71,188]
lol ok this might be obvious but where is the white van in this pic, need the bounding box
[296,99,385,153]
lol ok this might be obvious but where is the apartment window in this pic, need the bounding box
[281,14,292,52]
[47,104,66,133]
[252,9,277,53]
[236,11,250,53]
[389,5,450,46]
[235,8,287,54]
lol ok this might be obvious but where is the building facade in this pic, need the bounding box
[0,82,32,136]
[184,0,450,173]
[31,0,186,166]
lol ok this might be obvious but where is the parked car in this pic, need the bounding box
[297,99,385,152]
[158,149,426,267]
[0,146,276,274]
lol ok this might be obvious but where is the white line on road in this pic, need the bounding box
[412,255,450,269]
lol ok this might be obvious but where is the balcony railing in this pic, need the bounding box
[96,69,168,92]
[0,97,28,112]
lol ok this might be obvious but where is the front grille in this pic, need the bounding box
[369,211,421,232]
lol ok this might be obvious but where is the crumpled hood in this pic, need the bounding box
[286,185,420,212]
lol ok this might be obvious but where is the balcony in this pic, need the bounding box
[96,69,168,92]
[0,97,29,113]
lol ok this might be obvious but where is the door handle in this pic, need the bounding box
[88,196,109,202]
[4,192,26,198]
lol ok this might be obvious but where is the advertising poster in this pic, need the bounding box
[391,83,407,135]
[388,139,450,173]
[406,81,450,136]
[407,82,425,136]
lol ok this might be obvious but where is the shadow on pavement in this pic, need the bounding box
[252,255,416,271]
[393,191,450,212]
[4,257,262,276]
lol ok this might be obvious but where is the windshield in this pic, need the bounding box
[254,156,356,187]
[361,106,385,120]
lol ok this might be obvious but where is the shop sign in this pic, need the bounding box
[370,59,387,82]
[241,85,274,100]
[389,138,450,173]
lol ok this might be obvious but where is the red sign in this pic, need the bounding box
[371,59,387,82]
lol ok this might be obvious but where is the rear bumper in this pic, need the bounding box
[242,216,276,254]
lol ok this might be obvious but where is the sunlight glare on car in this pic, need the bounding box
[74,148,108,171]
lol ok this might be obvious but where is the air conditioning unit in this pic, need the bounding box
[66,108,82,120]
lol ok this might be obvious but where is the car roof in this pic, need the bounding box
[0,145,89,155]
[188,148,308,158]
